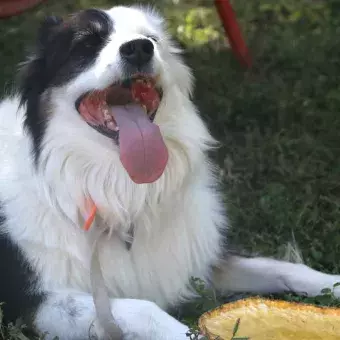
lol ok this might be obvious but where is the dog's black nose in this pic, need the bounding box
[120,39,154,67]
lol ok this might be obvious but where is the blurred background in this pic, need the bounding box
[1,0,340,329]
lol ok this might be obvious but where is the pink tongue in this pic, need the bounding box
[110,104,168,184]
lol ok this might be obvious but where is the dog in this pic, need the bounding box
[0,5,340,340]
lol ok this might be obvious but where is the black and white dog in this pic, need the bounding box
[0,5,339,340]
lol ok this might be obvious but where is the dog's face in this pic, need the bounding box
[20,6,192,184]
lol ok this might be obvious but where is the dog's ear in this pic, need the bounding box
[38,15,63,48]
[19,16,64,92]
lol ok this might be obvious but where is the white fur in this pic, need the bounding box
[214,256,340,297]
[1,5,340,340]
[0,6,222,339]
[34,291,190,340]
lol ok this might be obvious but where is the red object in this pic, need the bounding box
[214,0,252,69]
[0,0,44,18]
[131,81,160,114]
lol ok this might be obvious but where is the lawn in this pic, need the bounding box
[1,0,340,338]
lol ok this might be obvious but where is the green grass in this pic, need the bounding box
[2,0,340,338]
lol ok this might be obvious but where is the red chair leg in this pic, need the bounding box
[214,0,252,68]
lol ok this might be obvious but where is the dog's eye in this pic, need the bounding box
[76,29,106,48]
[147,35,159,43]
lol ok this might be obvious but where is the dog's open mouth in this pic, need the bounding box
[76,75,169,184]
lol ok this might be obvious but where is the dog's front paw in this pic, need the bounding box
[110,299,190,340]
[329,275,340,298]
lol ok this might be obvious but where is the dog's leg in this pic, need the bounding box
[34,290,189,340]
[212,255,340,297]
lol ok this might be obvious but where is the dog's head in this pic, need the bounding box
[19,6,193,185]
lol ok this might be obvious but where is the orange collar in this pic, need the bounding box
[82,198,97,231]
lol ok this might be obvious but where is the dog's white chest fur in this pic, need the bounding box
[0,97,224,309]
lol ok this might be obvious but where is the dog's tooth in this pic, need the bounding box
[103,107,110,117]
[107,121,117,130]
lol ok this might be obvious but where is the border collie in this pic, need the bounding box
[1,5,340,340]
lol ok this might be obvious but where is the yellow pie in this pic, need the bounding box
[198,298,340,340]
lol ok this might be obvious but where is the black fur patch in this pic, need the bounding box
[18,9,114,163]
[0,210,46,323]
